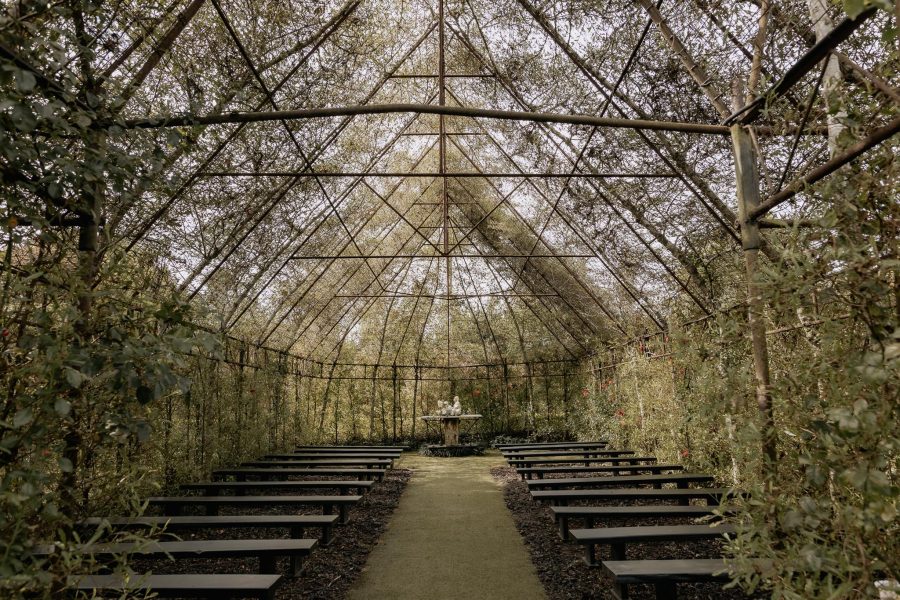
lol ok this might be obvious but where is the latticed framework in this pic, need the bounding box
[9,0,898,379]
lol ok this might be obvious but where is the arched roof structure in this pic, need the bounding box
[8,0,898,371]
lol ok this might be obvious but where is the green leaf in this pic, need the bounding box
[14,69,36,93]
[54,398,71,417]
[13,407,32,428]
[64,368,84,389]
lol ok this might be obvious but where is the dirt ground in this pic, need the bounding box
[491,465,766,600]
[128,468,411,600]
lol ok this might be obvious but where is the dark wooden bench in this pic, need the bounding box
[502,449,627,459]
[70,573,283,599]
[265,453,398,466]
[147,495,361,523]
[181,480,373,496]
[496,441,608,450]
[571,523,737,566]
[283,450,402,457]
[602,559,735,600]
[531,487,734,506]
[40,539,317,576]
[518,464,683,481]
[242,458,392,469]
[213,467,386,481]
[294,445,407,451]
[80,514,339,545]
[551,505,729,540]
[505,449,635,460]
[526,473,715,491]
[509,456,653,470]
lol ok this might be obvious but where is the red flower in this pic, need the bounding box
[581,388,590,397]
[615,409,625,417]
[1,329,8,337]
[680,449,689,458]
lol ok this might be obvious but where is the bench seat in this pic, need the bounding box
[551,505,729,539]
[527,473,715,491]
[242,459,391,468]
[496,441,608,450]
[502,449,631,458]
[181,480,373,496]
[70,573,283,599]
[147,494,361,523]
[531,487,733,506]
[603,559,734,599]
[79,514,339,545]
[510,457,655,471]
[279,451,402,458]
[518,464,683,481]
[571,524,736,566]
[42,539,317,576]
[213,467,386,481]
[294,445,407,451]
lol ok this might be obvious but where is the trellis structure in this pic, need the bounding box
[3,0,898,447]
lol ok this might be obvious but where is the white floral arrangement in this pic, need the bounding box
[437,396,463,416]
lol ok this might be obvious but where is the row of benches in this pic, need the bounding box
[498,440,740,600]
[66,445,407,599]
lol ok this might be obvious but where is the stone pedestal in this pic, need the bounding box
[442,417,461,446]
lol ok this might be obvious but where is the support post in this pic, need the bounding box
[730,80,776,471]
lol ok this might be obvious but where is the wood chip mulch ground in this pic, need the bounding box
[490,466,766,600]
[129,468,411,600]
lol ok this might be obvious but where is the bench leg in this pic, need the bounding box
[585,517,595,529]
[583,544,598,567]
[321,525,333,546]
[259,555,277,575]
[339,504,350,524]
[290,555,304,577]
[654,581,678,600]
[205,504,219,516]
[612,582,629,600]
[558,516,568,540]
[340,488,348,496]
[290,526,304,539]
[610,543,626,561]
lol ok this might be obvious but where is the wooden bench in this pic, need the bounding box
[531,487,734,506]
[213,467,386,481]
[242,458,392,469]
[496,441,608,450]
[526,473,715,491]
[509,456,653,470]
[285,450,402,457]
[147,495,361,523]
[80,514,339,545]
[294,445,407,451]
[602,559,734,599]
[265,453,398,466]
[518,464,683,481]
[551,505,729,540]
[502,449,626,459]
[40,539,317,576]
[505,449,635,460]
[181,480,373,496]
[571,523,737,566]
[70,573,283,599]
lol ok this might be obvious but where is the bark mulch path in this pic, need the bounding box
[491,466,765,600]
[129,468,411,600]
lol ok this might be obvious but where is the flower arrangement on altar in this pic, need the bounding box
[436,395,463,416]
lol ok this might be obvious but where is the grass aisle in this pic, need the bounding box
[346,451,547,600]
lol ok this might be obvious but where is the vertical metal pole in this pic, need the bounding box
[730,80,776,471]
[438,0,451,384]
